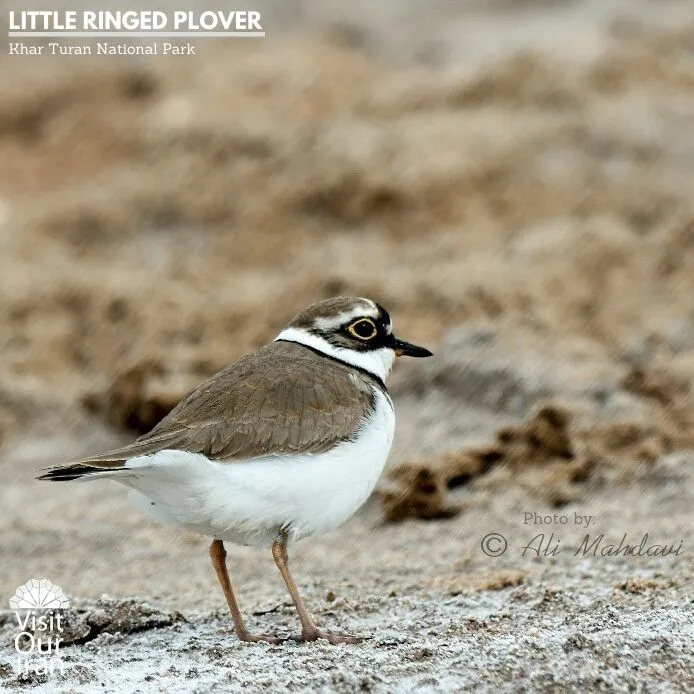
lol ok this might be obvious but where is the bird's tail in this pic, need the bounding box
[37,462,128,482]
[37,431,181,482]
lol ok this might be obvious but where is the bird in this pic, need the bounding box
[38,296,432,644]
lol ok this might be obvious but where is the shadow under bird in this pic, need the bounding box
[38,296,432,644]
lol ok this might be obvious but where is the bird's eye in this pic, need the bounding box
[348,318,378,340]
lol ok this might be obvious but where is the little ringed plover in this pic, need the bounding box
[39,296,432,644]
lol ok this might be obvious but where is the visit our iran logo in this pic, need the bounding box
[9,578,72,678]
[9,578,70,610]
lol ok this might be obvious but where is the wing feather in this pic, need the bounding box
[50,342,376,472]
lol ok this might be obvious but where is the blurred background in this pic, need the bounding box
[1,0,693,688]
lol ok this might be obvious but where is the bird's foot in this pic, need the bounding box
[296,628,362,645]
[237,631,285,645]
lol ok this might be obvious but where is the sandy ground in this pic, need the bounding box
[0,468,692,692]
[1,0,694,691]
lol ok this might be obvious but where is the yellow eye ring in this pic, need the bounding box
[348,318,378,340]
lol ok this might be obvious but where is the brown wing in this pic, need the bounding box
[57,342,376,469]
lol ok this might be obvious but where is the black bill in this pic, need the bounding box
[391,336,433,358]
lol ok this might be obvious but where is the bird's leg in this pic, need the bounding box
[271,530,361,644]
[209,539,283,644]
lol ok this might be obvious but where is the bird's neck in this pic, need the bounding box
[274,328,395,383]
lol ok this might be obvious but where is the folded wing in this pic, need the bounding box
[38,342,375,479]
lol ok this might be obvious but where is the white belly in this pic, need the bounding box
[120,390,395,547]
